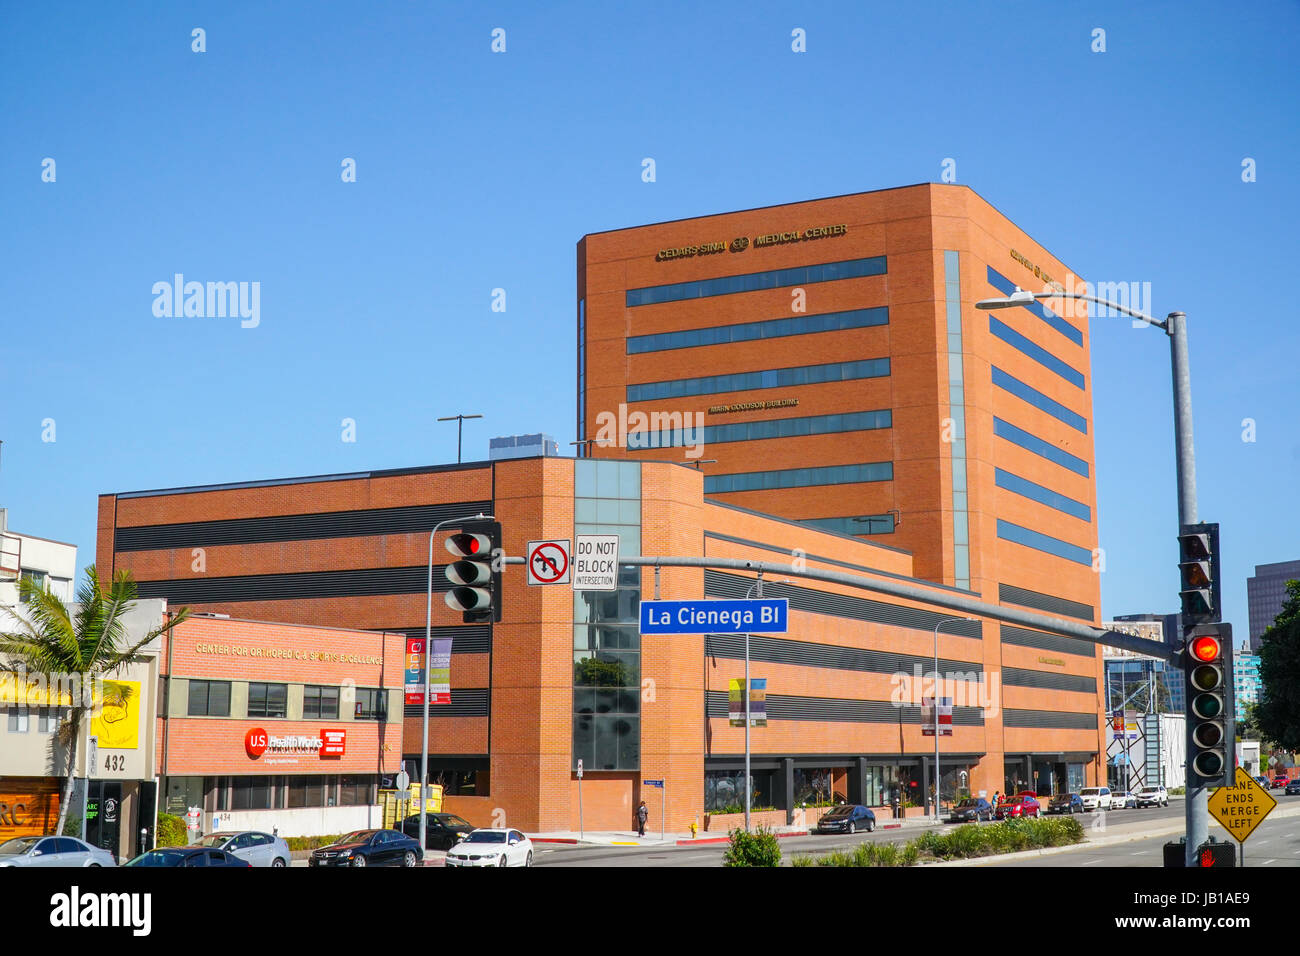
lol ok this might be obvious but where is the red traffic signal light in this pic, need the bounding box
[1190,635,1220,662]
[446,533,491,558]
[442,521,502,623]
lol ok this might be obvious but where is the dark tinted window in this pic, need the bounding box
[247,682,288,718]
[231,776,272,811]
[353,687,387,720]
[303,685,339,720]
[287,775,325,809]
[54,838,82,854]
[187,680,231,717]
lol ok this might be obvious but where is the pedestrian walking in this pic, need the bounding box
[635,800,649,838]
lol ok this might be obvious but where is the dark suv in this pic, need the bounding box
[1046,793,1084,815]
[947,798,994,823]
[400,812,476,851]
[815,804,876,834]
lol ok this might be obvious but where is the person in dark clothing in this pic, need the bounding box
[636,800,649,837]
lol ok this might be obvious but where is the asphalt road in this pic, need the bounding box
[533,800,1197,868]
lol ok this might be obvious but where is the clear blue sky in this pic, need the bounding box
[2,1,1296,642]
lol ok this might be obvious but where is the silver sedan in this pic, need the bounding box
[0,835,117,867]
[195,831,291,867]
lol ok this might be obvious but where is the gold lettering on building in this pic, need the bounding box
[707,398,800,415]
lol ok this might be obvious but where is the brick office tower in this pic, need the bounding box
[578,183,1105,796]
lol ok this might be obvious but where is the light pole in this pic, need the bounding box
[932,616,977,822]
[740,576,789,832]
[977,286,1202,862]
[418,511,492,854]
[438,413,483,464]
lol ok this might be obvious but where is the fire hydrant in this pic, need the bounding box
[689,818,698,839]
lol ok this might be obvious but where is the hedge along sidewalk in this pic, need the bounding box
[924,800,1300,868]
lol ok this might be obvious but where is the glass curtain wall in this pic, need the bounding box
[572,460,642,771]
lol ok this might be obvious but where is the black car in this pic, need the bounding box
[308,829,423,868]
[125,846,250,867]
[1046,793,1084,815]
[815,804,875,834]
[947,798,994,823]
[1286,778,1300,796]
[400,812,476,851]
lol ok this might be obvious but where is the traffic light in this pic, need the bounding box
[443,519,502,623]
[1177,522,1220,625]
[1183,622,1234,789]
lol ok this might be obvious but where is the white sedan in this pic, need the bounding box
[0,835,117,867]
[195,831,291,867]
[445,828,533,867]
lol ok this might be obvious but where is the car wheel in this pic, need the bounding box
[272,858,286,868]
[525,851,533,867]
[351,854,367,867]
[403,851,416,868]
[848,821,855,834]
[499,855,507,867]
[866,819,875,833]
[88,863,100,868]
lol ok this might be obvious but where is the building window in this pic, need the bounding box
[17,569,48,602]
[627,306,889,355]
[993,417,1090,477]
[629,409,892,451]
[338,776,372,806]
[988,316,1086,389]
[5,706,30,733]
[705,770,775,812]
[992,367,1088,433]
[628,357,890,403]
[247,682,288,719]
[997,519,1093,566]
[353,688,386,721]
[36,707,60,733]
[987,266,1084,346]
[704,461,893,495]
[626,255,887,308]
[230,776,272,811]
[302,685,339,720]
[798,513,897,537]
[187,680,231,717]
[995,468,1091,521]
[286,775,325,809]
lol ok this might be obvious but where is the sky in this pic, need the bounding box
[1,1,1296,643]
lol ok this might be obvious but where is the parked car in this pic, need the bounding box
[308,829,422,868]
[946,798,993,824]
[124,846,249,867]
[1271,776,1289,789]
[445,829,534,867]
[1135,786,1169,807]
[1111,790,1137,809]
[1078,787,1112,811]
[1285,778,1300,796]
[1046,793,1084,815]
[195,831,290,867]
[816,804,877,833]
[1254,775,1271,789]
[400,812,477,851]
[995,794,1041,819]
[0,836,117,868]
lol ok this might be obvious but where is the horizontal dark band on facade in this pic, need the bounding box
[705,633,983,679]
[1000,625,1097,659]
[114,461,490,500]
[115,500,494,551]
[998,583,1094,622]
[382,625,491,655]
[401,688,490,718]
[1001,667,1097,694]
[1001,708,1099,730]
[136,565,456,604]
[705,691,984,725]
[706,570,984,639]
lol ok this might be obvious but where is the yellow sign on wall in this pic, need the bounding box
[89,680,140,750]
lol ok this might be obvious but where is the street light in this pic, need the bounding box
[977,284,1203,863]
[419,512,493,854]
[686,459,718,470]
[931,616,977,822]
[438,413,483,464]
[741,576,790,832]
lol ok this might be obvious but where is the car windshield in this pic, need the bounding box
[955,800,978,808]
[464,831,507,844]
[1081,789,1100,795]
[126,850,187,867]
[441,815,473,829]
[340,831,374,844]
[0,837,40,856]
[196,834,234,847]
[823,807,853,818]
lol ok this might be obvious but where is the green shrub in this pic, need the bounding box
[722,825,781,867]
[708,804,777,816]
[154,813,188,848]
[790,854,815,867]
[284,834,346,852]
[900,843,920,866]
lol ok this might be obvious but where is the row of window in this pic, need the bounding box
[995,468,1092,521]
[997,519,1093,566]
[628,357,890,403]
[704,461,893,495]
[3,705,61,733]
[186,679,388,720]
[626,306,889,355]
[797,513,897,536]
[626,256,887,308]
[986,266,1084,346]
[993,417,1090,477]
[989,316,1086,389]
[992,366,1088,433]
[626,409,892,450]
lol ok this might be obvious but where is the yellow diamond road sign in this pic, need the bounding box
[1208,766,1278,843]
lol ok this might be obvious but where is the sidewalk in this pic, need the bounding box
[528,813,943,848]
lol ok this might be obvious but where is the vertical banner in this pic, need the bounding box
[921,696,953,736]
[429,639,452,704]
[404,638,425,705]
[728,678,766,727]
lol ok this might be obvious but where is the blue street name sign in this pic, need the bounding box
[639,599,789,635]
[643,780,664,788]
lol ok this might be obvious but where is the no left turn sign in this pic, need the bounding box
[527,539,571,585]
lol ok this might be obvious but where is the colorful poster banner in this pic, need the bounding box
[404,638,425,705]
[921,696,953,737]
[429,639,452,704]
[89,680,140,750]
[728,678,766,727]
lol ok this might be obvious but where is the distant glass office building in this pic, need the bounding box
[1247,559,1300,652]
[1233,650,1261,721]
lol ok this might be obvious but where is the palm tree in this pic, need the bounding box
[0,566,188,836]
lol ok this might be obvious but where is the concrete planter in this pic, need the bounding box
[703,809,785,832]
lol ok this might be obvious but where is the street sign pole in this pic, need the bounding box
[577,759,584,841]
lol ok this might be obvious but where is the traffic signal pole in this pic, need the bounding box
[1167,311,1209,866]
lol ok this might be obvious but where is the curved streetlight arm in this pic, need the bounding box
[976,288,1168,331]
